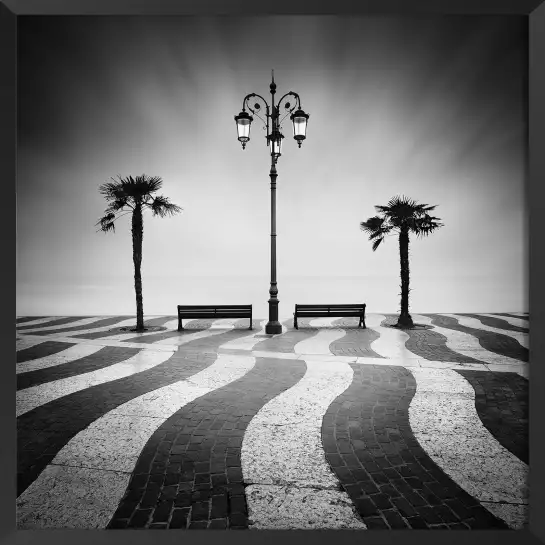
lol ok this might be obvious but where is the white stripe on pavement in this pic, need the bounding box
[16,349,173,417]
[153,318,238,346]
[368,315,420,361]
[218,320,268,351]
[16,354,256,529]
[16,343,104,374]
[412,315,526,367]
[16,336,50,352]
[242,359,366,529]
[293,317,346,355]
[408,367,528,529]
[443,314,528,349]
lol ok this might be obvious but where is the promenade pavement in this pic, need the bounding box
[15,312,529,530]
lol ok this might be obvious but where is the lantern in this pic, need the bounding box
[269,130,284,159]
[234,110,253,149]
[290,108,309,147]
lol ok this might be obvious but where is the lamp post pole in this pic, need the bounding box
[268,159,280,333]
[234,72,310,335]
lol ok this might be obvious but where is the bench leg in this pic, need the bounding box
[359,316,366,329]
[294,315,298,330]
[178,318,184,331]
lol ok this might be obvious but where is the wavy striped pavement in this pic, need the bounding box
[17,353,257,529]
[483,313,529,328]
[442,314,528,349]
[460,314,529,334]
[16,313,529,530]
[242,358,366,529]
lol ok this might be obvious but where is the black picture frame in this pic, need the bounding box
[2,1,543,545]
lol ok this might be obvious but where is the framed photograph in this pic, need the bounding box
[3,1,544,544]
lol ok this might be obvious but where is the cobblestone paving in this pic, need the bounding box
[459,314,529,333]
[20,316,134,336]
[495,313,529,321]
[16,316,50,324]
[17,341,78,363]
[329,317,384,358]
[427,314,528,362]
[17,346,141,391]
[16,313,529,530]
[454,370,528,464]
[108,357,306,529]
[322,364,507,529]
[383,315,485,363]
[16,316,91,330]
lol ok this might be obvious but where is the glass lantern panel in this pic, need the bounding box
[270,138,282,156]
[293,117,307,138]
[237,118,251,141]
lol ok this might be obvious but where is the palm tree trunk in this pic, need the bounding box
[131,204,145,331]
[397,227,414,328]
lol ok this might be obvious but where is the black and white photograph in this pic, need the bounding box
[13,10,533,532]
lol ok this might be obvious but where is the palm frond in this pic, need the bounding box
[372,237,384,251]
[98,180,126,201]
[95,212,117,233]
[360,215,393,251]
[136,174,163,194]
[105,197,131,212]
[371,195,442,232]
[360,216,385,234]
[413,214,444,237]
[148,195,183,218]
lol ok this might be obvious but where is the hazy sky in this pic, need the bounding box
[16,15,528,317]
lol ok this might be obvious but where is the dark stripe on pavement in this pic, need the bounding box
[321,364,508,529]
[495,313,529,321]
[17,350,218,497]
[122,318,255,345]
[67,316,169,340]
[382,315,485,364]
[17,346,142,391]
[17,341,76,364]
[460,314,529,333]
[16,317,50,324]
[427,315,528,362]
[164,320,265,351]
[107,356,307,530]
[252,318,317,353]
[16,317,91,331]
[26,316,134,336]
[455,370,528,464]
[330,317,384,358]
[76,316,177,340]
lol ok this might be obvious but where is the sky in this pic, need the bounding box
[16,15,528,318]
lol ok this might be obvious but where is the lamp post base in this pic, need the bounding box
[265,321,282,335]
[266,296,281,334]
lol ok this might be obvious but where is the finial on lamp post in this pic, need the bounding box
[270,69,276,95]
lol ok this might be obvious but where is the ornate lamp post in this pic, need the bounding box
[234,71,309,334]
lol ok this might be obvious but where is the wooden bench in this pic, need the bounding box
[177,305,253,331]
[293,303,366,329]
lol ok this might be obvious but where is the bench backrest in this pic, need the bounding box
[295,304,365,311]
[178,305,252,318]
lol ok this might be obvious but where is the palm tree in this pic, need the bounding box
[360,195,443,328]
[96,174,182,332]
